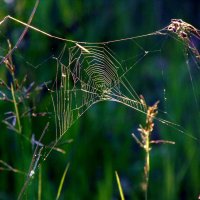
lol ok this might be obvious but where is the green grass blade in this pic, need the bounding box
[56,162,70,200]
[115,171,125,200]
[38,166,42,200]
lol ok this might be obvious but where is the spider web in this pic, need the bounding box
[166,27,200,110]
[0,17,200,198]
[0,22,197,142]
[52,43,147,139]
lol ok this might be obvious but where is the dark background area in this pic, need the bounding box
[0,0,200,199]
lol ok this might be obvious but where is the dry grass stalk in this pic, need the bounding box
[132,96,174,200]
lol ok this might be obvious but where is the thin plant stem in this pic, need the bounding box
[144,132,150,200]
[17,123,49,200]
[0,0,40,65]
[132,98,158,199]
[38,166,42,200]
[132,97,175,199]
[0,160,26,175]
[11,83,22,134]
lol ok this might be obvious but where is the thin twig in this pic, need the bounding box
[150,140,175,145]
[0,160,26,175]
[0,0,40,65]
[17,122,49,200]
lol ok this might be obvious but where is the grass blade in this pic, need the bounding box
[38,166,42,200]
[56,162,70,200]
[115,171,125,200]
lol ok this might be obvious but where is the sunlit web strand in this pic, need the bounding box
[50,44,150,138]
[1,15,199,141]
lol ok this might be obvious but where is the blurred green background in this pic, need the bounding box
[0,0,200,199]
